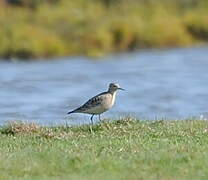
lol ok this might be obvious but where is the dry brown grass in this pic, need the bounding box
[1,121,40,135]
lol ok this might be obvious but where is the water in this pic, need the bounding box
[0,46,208,125]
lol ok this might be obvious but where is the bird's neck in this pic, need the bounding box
[108,89,117,95]
[109,90,117,106]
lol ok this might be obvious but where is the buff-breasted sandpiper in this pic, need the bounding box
[67,83,124,124]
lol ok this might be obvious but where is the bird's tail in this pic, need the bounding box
[67,110,75,114]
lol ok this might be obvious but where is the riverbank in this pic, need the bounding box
[0,0,208,59]
[1,118,208,179]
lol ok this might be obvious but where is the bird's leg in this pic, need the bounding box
[65,121,69,128]
[90,114,94,125]
[99,114,101,122]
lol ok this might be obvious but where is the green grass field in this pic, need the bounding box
[1,118,208,179]
[0,0,208,59]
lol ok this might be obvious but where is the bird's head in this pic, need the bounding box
[108,83,124,93]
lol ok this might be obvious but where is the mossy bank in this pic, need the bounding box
[0,0,208,59]
[1,118,208,179]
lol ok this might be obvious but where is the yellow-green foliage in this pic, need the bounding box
[0,0,208,59]
[185,11,208,41]
[0,24,67,58]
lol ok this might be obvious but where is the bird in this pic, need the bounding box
[67,83,124,124]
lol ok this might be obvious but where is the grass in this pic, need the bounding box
[1,118,208,179]
[0,0,208,59]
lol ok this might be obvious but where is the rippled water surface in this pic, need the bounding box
[0,47,208,125]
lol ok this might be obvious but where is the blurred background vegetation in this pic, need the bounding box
[0,0,208,59]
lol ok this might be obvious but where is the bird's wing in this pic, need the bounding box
[74,92,107,113]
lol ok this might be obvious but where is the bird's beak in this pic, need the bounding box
[118,87,125,91]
